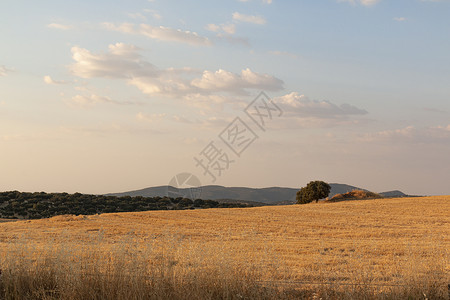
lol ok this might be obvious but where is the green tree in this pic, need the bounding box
[296,181,331,204]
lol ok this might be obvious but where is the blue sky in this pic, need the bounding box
[1,0,449,195]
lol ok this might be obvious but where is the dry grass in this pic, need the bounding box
[0,196,449,299]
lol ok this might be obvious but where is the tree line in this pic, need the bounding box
[0,191,251,220]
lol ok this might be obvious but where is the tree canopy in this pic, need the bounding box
[296,181,331,204]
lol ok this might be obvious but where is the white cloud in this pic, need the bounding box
[70,44,283,101]
[127,12,147,21]
[191,68,283,93]
[393,17,406,22]
[70,43,157,78]
[68,93,141,108]
[140,24,211,45]
[275,92,368,118]
[143,9,162,20]
[205,24,220,32]
[47,23,73,30]
[232,12,266,25]
[361,125,450,143]
[221,24,236,34]
[136,112,166,122]
[44,75,68,85]
[0,65,12,77]
[102,22,211,46]
[206,23,236,34]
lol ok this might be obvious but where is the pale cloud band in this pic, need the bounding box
[361,125,450,143]
[232,12,266,25]
[44,75,68,85]
[0,65,12,77]
[47,23,73,30]
[102,22,211,46]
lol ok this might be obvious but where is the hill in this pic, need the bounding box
[379,190,407,198]
[108,183,371,204]
[327,189,382,202]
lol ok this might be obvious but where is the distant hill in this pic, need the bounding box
[108,183,373,205]
[379,190,407,198]
[327,190,382,202]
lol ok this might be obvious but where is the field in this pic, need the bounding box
[0,196,449,299]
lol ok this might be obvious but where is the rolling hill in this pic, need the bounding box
[108,183,380,205]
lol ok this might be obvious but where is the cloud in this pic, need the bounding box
[206,23,236,34]
[44,75,68,85]
[0,65,12,77]
[126,12,147,21]
[70,44,283,101]
[68,94,141,108]
[275,92,368,118]
[102,22,211,46]
[261,92,369,129]
[393,17,406,22]
[361,125,450,144]
[143,9,162,20]
[232,12,266,25]
[338,0,380,6]
[70,43,157,78]
[206,22,248,46]
[136,112,166,122]
[47,23,73,30]
[172,115,231,128]
[191,68,283,93]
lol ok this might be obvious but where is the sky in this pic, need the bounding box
[1,0,449,196]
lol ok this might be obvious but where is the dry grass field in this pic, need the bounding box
[0,196,449,299]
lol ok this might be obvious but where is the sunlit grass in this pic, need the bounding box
[1,196,449,299]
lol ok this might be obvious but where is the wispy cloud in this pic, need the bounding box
[360,125,450,144]
[102,22,211,46]
[206,23,236,34]
[272,92,368,128]
[136,112,166,122]
[143,9,162,20]
[43,75,68,85]
[0,65,12,77]
[67,93,142,108]
[232,12,266,25]
[47,23,73,30]
[393,17,406,22]
[276,92,367,117]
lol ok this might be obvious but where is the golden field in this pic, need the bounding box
[0,196,449,299]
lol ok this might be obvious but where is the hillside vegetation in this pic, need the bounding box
[0,191,251,219]
[0,196,449,299]
[327,189,382,202]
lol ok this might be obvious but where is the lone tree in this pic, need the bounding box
[296,181,331,204]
